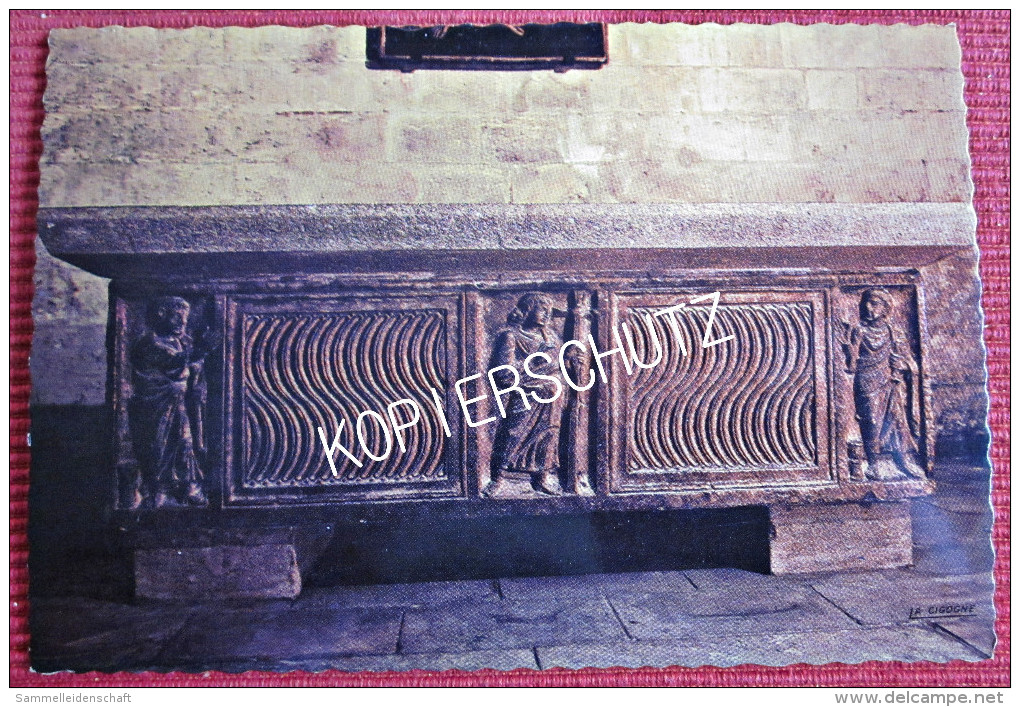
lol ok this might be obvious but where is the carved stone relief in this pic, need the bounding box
[838,287,926,481]
[239,308,450,489]
[124,296,216,508]
[477,290,594,498]
[611,290,831,493]
[626,300,818,472]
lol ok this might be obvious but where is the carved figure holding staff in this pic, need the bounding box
[842,288,925,481]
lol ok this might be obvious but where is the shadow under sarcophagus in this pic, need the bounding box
[36,203,987,598]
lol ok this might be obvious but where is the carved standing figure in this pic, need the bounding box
[484,293,567,497]
[843,289,925,480]
[129,297,210,507]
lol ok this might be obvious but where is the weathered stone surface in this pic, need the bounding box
[934,617,997,659]
[400,597,627,654]
[607,584,855,641]
[698,68,806,113]
[810,570,995,625]
[29,322,107,406]
[278,648,540,673]
[911,484,995,577]
[683,567,801,592]
[770,502,913,574]
[38,203,976,259]
[40,24,971,209]
[499,571,693,602]
[386,116,481,164]
[296,580,500,609]
[537,625,985,669]
[135,545,301,600]
[29,597,190,672]
[161,604,402,663]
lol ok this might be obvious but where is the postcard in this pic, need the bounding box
[28,19,995,675]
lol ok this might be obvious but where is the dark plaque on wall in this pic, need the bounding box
[366,23,608,71]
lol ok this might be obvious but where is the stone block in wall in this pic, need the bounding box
[398,71,521,117]
[611,22,730,66]
[510,164,600,203]
[31,241,108,326]
[39,163,126,209]
[698,68,807,113]
[666,115,746,162]
[721,23,785,67]
[510,70,596,114]
[790,113,877,162]
[43,61,162,112]
[222,25,363,65]
[780,23,961,70]
[227,112,388,165]
[599,160,742,202]
[482,118,565,164]
[860,69,966,112]
[29,323,107,406]
[861,112,971,164]
[386,116,481,164]
[588,64,701,114]
[48,26,163,64]
[925,159,975,204]
[49,26,233,66]
[805,70,859,111]
[414,165,511,203]
[236,160,418,204]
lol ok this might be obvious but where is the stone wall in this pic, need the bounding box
[40,23,968,208]
[33,22,973,406]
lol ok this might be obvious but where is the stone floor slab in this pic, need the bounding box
[159,604,402,665]
[30,598,190,673]
[609,583,857,642]
[684,568,803,592]
[933,617,998,659]
[296,648,540,672]
[811,570,995,625]
[498,571,693,602]
[401,597,626,654]
[538,625,986,669]
[296,579,499,609]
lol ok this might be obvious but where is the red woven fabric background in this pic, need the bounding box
[9,9,1009,687]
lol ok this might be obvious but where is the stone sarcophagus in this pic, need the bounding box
[39,203,977,594]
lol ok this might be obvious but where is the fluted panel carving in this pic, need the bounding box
[240,310,448,487]
[626,302,817,471]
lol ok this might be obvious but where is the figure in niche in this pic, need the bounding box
[842,288,925,481]
[129,297,212,507]
[484,293,568,498]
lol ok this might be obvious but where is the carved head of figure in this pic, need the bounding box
[508,292,554,330]
[149,296,191,338]
[860,288,892,325]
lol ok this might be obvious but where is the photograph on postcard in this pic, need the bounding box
[29,20,995,673]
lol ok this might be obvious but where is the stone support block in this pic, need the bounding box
[769,502,913,575]
[135,544,301,600]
